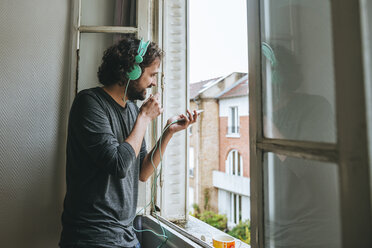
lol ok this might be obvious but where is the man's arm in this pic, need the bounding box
[125,94,162,157]
[139,110,197,182]
[139,129,172,182]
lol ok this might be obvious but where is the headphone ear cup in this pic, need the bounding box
[127,64,142,80]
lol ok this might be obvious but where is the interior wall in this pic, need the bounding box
[0,0,71,247]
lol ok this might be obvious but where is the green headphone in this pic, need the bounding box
[127,39,150,81]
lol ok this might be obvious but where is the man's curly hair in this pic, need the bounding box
[97,37,163,86]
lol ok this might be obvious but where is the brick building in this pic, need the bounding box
[188,72,250,227]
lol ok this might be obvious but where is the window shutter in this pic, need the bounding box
[159,0,188,221]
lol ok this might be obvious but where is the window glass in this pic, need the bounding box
[261,0,336,143]
[263,152,341,247]
[237,152,242,176]
[229,107,239,134]
[81,0,136,27]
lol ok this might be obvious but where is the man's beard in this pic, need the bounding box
[126,81,147,101]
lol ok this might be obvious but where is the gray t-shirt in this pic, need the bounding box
[59,87,147,248]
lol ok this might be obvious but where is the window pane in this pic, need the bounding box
[261,0,336,143]
[237,153,241,176]
[232,107,236,129]
[78,33,133,92]
[81,0,136,27]
[264,152,341,248]
[232,151,236,175]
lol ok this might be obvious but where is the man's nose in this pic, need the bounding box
[150,79,157,87]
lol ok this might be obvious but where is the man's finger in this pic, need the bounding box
[142,94,152,104]
[186,109,193,122]
[153,92,160,100]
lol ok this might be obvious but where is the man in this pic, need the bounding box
[59,37,197,248]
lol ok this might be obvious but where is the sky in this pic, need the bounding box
[189,0,248,83]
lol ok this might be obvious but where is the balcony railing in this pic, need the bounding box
[212,171,250,196]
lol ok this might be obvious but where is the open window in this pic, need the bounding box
[248,0,372,247]
[69,0,154,214]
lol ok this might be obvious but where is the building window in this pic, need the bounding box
[230,193,242,225]
[228,106,239,134]
[226,150,243,176]
[189,186,194,211]
[189,147,195,177]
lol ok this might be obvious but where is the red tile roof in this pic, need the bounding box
[218,79,248,99]
[189,77,221,99]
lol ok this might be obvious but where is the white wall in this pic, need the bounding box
[217,189,230,217]
[219,96,249,117]
[241,196,250,222]
[0,1,71,247]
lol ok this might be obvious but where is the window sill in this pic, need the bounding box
[134,215,203,247]
[181,215,250,248]
[157,214,250,248]
[226,133,240,138]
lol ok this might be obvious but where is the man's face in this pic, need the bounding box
[127,59,160,101]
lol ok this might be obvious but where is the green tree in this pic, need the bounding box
[193,209,227,231]
[227,220,251,245]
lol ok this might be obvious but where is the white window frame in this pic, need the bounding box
[228,106,239,135]
[247,0,372,247]
[226,150,243,176]
[230,193,243,226]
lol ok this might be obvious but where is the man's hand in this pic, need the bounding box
[139,109,198,182]
[166,109,198,135]
[139,93,163,121]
